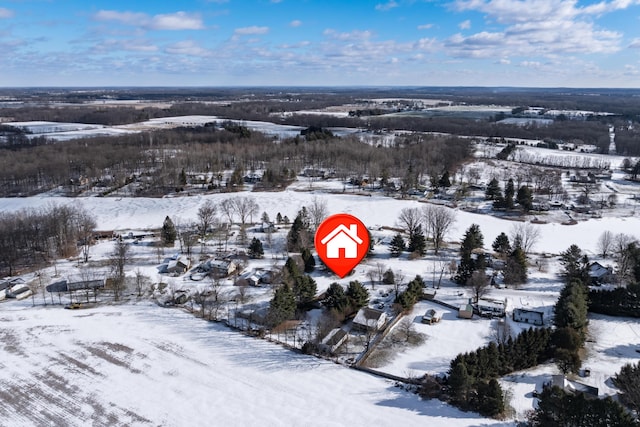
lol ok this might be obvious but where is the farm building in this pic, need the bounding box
[166,256,190,275]
[513,308,544,326]
[353,307,387,331]
[458,304,474,319]
[319,328,349,354]
[421,308,443,324]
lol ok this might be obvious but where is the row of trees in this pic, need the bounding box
[394,205,456,257]
[445,327,553,417]
[485,177,533,211]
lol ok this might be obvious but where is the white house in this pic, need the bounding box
[513,308,544,326]
[352,307,387,331]
[320,224,363,258]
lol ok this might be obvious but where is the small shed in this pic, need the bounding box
[319,328,349,354]
[422,308,443,324]
[422,288,437,300]
[513,308,544,326]
[353,307,387,331]
[458,304,474,319]
[167,256,190,275]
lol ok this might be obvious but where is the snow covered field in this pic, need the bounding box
[0,301,513,427]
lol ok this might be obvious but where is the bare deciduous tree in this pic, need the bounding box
[76,207,97,263]
[233,196,259,226]
[307,196,329,233]
[109,239,130,301]
[597,230,614,259]
[197,200,218,252]
[468,270,490,303]
[396,207,421,236]
[422,204,456,255]
[510,222,541,255]
[134,268,150,298]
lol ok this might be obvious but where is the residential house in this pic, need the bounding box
[352,307,387,331]
[202,259,237,278]
[319,328,349,354]
[513,308,544,326]
[476,298,507,318]
[166,256,190,275]
[588,262,613,285]
[550,375,599,398]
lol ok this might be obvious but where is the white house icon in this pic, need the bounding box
[320,224,363,258]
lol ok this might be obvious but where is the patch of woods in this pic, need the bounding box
[0,122,471,197]
[0,204,96,276]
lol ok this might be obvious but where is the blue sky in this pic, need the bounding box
[2,0,640,87]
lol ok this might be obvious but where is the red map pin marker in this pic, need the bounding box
[315,213,369,278]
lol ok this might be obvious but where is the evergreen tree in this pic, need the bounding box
[529,385,638,427]
[559,244,589,284]
[323,282,349,312]
[276,212,283,224]
[614,361,640,413]
[492,232,511,257]
[484,178,501,200]
[293,274,317,306]
[248,237,264,259]
[516,185,533,211]
[382,268,395,284]
[503,244,527,285]
[448,360,472,407]
[161,216,177,246]
[346,280,369,310]
[268,284,296,326]
[476,379,505,417]
[407,224,427,256]
[286,208,311,252]
[438,170,451,188]
[179,168,187,186]
[301,247,315,273]
[389,233,406,257]
[456,224,485,285]
[504,178,515,209]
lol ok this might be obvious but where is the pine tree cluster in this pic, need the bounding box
[444,327,553,417]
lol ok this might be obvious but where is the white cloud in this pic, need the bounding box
[94,10,204,31]
[290,20,302,28]
[152,12,204,30]
[0,8,14,18]
[418,23,434,30]
[165,40,211,56]
[498,58,511,65]
[234,26,270,36]
[446,0,625,59]
[376,1,399,11]
[323,29,373,41]
[459,20,471,30]
[629,38,640,48]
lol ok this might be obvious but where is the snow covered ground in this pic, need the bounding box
[0,301,514,427]
[1,178,640,425]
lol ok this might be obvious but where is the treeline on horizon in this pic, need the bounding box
[0,123,471,197]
